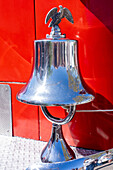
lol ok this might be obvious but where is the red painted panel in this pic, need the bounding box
[0,37,32,82]
[0,0,35,82]
[35,0,113,150]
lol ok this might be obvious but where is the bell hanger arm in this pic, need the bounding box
[41,105,76,125]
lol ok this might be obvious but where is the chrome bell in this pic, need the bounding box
[17,32,93,106]
[17,5,94,168]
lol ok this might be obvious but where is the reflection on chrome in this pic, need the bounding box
[17,39,94,106]
[27,148,113,170]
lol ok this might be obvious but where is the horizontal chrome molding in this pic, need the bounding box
[76,109,113,112]
[0,81,26,84]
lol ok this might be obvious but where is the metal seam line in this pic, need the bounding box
[0,81,26,84]
[76,109,113,112]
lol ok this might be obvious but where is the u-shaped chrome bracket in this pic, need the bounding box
[41,105,76,125]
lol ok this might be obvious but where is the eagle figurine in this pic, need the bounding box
[45,5,74,27]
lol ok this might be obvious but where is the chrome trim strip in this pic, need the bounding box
[0,81,26,84]
[77,109,113,112]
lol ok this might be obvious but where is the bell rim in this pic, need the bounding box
[16,94,95,107]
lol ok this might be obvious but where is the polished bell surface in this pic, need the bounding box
[17,39,94,106]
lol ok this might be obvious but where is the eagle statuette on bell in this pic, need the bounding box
[45,5,74,38]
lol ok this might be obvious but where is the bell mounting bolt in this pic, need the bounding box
[45,5,74,38]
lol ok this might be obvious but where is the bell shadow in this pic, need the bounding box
[80,0,113,33]
[65,93,113,150]
[92,93,113,110]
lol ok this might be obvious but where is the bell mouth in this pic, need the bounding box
[17,85,94,107]
[16,96,94,107]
